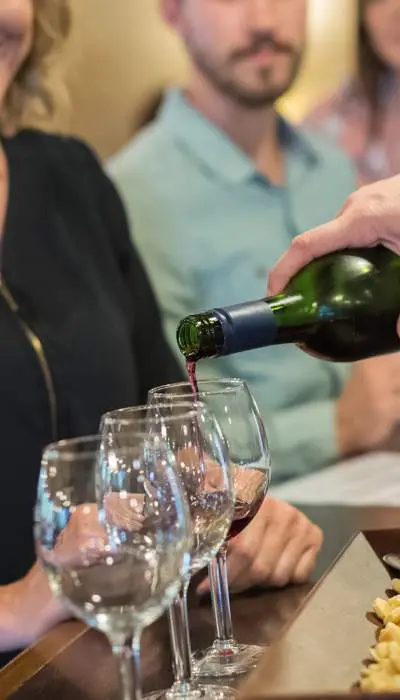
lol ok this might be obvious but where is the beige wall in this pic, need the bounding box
[279,0,358,120]
[39,0,358,159]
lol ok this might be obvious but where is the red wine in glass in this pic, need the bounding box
[227,490,265,540]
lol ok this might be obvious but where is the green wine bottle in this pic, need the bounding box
[176,246,400,363]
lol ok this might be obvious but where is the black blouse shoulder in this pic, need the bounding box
[2,128,182,403]
[0,129,182,597]
[4,129,133,269]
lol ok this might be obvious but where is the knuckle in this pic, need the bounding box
[349,188,372,214]
[250,560,270,586]
[345,191,359,208]
[280,500,296,521]
[287,507,304,533]
[292,566,311,585]
[229,538,255,566]
[295,551,318,583]
[270,568,290,588]
[312,525,324,549]
[294,510,308,529]
[291,233,311,255]
[356,199,383,239]
[289,505,300,523]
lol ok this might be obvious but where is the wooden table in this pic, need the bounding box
[3,505,400,700]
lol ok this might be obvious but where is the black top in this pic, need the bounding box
[0,130,182,587]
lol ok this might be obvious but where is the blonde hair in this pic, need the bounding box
[2,0,71,133]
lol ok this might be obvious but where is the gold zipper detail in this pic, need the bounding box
[0,278,58,442]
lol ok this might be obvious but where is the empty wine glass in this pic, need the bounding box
[35,434,191,700]
[101,402,236,700]
[149,380,271,677]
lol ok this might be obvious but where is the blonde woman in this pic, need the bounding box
[0,0,183,664]
[304,0,400,185]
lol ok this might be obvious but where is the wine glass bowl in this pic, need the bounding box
[227,466,268,540]
[35,434,191,700]
[101,403,234,576]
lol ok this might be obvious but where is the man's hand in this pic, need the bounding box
[197,497,323,594]
[268,175,400,307]
[336,354,400,456]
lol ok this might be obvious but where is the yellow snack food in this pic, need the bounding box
[373,597,390,621]
[358,582,400,691]
[386,594,400,610]
[379,622,400,644]
[361,672,400,692]
[370,642,391,661]
[384,606,400,625]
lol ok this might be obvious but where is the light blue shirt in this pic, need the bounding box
[108,90,356,483]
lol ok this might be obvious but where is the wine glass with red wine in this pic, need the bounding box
[148,379,271,677]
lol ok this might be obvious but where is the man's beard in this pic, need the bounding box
[188,36,303,109]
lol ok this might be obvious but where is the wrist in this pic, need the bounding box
[0,579,28,652]
[0,563,69,652]
[21,563,70,642]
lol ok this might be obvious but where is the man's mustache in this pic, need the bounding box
[230,34,297,62]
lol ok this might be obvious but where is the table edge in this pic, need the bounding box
[0,621,87,698]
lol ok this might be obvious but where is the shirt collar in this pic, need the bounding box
[158,88,319,184]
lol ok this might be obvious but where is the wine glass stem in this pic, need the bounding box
[168,579,193,692]
[209,544,234,643]
[113,633,142,700]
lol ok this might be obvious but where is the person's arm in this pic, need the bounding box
[0,563,68,652]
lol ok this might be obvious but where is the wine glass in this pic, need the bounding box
[35,434,192,700]
[148,380,271,677]
[101,403,236,700]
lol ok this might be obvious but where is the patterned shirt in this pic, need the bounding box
[303,76,400,185]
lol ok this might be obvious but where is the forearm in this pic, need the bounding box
[0,579,25,652]
[0,563,68,652]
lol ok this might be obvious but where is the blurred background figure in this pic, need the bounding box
[109,0,375,485]
[30,0,356,159]
[305,0,400,185]
[0,0,183,665]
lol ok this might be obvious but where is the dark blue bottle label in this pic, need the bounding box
[214,300,277,355]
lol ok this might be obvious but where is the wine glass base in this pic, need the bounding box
[192,641,265,677]
[146,682,237,700]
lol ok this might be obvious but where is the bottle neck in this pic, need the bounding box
[176,291,311,361]
[215,298,277,355]
[213,292,310,357]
